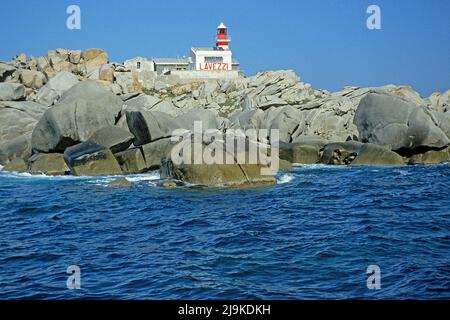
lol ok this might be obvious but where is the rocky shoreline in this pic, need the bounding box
[1,48,449,187]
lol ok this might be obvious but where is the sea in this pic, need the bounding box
[0,164,449,299]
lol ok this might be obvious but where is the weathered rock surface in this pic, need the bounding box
[125,108,178,146]
[2,157,28,172]
[261,106,302,142]
[408,147,450,165]
[175,108,218,131]
[108,178,133,187]
[349,143,405,166]
[64,141,123,176]
[99,64,115,83]
[35,71,78,106]
[19,69,47,89]
[161,139,277,187]
[28,153,69,175]
[0,63,16,82]
[124,93,182,116]
[279,142,321,164]
[432,111,450,139]
[354,92,450,151]
[114,148,147,174]
[0,83,26,101]
[320,141,363,165]
[0,101,46,162]
[83,48,109,73]
[88,126,134,153]
[32,81,123,152]
[320,141,405,166]
[0,133,32,164]
[141,138,173,169]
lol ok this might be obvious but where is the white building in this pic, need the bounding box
[124,22,240,79]
[189,22,233,72]
[189,47,233,71]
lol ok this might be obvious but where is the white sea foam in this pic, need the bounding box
[292,163,350,170]
[277,173,295,184]
[125,171,160,182]
[89,171,161,187]
[0,165,4,171]
[0,171,89,180]
[393,169,411,176]
[0,170,161,183]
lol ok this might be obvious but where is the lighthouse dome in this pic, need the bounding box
[217,22,227,29]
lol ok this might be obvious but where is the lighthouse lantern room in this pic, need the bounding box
[216,22,230,50]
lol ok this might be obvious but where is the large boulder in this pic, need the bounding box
[0,63,16,82]
[64,141,123,176]
[114,148,147,174]
[69,50,82,64]
[428,90,450,113]
[2,158,28,172]
[279,141,321,164]
[229,109,265,130]
[35,71,79,106]
[28,153,70,175]
[125,108,178,146]
[320,141,405,166]
[320,141,363,165]
[124,94,182,116]
[175,108,218,131]
[32,81,124,153]
[349,143,405,166]
[0,133,32,164]
[98,65,115,83]
[354,92,450,151]
[88,126,134,153]
[0,101,46,164]
[0,101,46,142]
[0,83,26,101]
[19,70,47,89]
[408,147,450,165]
[160,137,277,187]
[432,111,450,139]
[141,138,173,169]
[83,48,109,73]
[260,106,302,142]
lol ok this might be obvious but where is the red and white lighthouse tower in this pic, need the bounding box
[215,22,230,50]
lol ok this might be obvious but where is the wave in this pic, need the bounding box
[277,173,295,184]
[0,170,161,183]
[125,172,160,182]
[0,171,93,180]
[292,163,350,170]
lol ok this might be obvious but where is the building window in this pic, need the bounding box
[137,62,141,69]
[205,56,223,63]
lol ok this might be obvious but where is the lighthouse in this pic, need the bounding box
[188,22,235,72]
[216,22,230,50]
[146,22,239,78]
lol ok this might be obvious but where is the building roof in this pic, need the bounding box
[191,47,230,53]
[152,58,188,65]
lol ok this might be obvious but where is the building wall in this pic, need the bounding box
[190,49,233,71]
[171,70,240,79]
[124,57,154,72]
[154,64,188,75]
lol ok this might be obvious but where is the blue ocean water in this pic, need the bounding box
[0,164,449,300]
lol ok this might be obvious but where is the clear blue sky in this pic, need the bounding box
[1,0,449,96]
